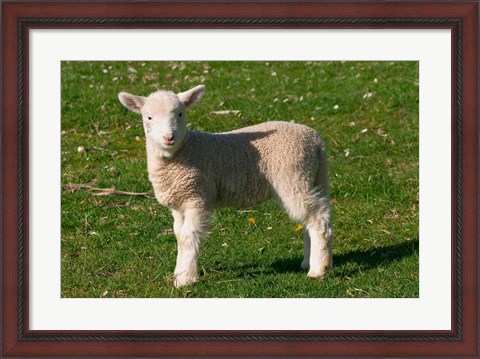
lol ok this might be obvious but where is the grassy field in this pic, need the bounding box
[61,61,419,298]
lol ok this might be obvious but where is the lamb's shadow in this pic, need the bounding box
[212,239,418,280]
[271,239,419,277]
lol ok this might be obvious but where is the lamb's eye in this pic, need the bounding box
[147,116,152,120]
[178,112,182,117]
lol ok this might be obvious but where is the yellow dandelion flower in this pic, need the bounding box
[248,217,256,224]
[295,224,303,232]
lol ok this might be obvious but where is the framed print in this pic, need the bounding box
[1,1,478,357]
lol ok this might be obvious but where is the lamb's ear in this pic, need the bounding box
[118,92,146,114]
[177,85,205,108]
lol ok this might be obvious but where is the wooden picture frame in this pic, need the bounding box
[1,1,478,357]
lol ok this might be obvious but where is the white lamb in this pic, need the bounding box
[118,85,333,288]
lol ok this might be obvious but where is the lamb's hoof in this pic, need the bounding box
[307,268,328,279]
[300,260,309,270]
[173,272,198,289]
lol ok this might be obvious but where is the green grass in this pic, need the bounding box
[61,61,419,298]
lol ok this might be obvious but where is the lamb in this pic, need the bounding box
[118,85,333,288]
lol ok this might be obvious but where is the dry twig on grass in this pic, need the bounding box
[62,183,153,198]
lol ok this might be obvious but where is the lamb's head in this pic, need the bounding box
[118,85,205,158]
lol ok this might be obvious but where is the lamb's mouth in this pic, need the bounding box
[162,140,176,147]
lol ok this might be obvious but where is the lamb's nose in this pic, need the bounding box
[164,134,174,142]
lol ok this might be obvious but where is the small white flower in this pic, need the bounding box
[333,104,339,110]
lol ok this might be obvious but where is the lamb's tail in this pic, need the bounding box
[314,137,329,192]
[306,139,332,223]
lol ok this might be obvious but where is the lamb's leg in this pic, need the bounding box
[173,208,211,288]
[172,209,184,239]
[306,211,333,278]
[301,227,310,270]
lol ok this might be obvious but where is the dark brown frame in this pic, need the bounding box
[1,1,478,357]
